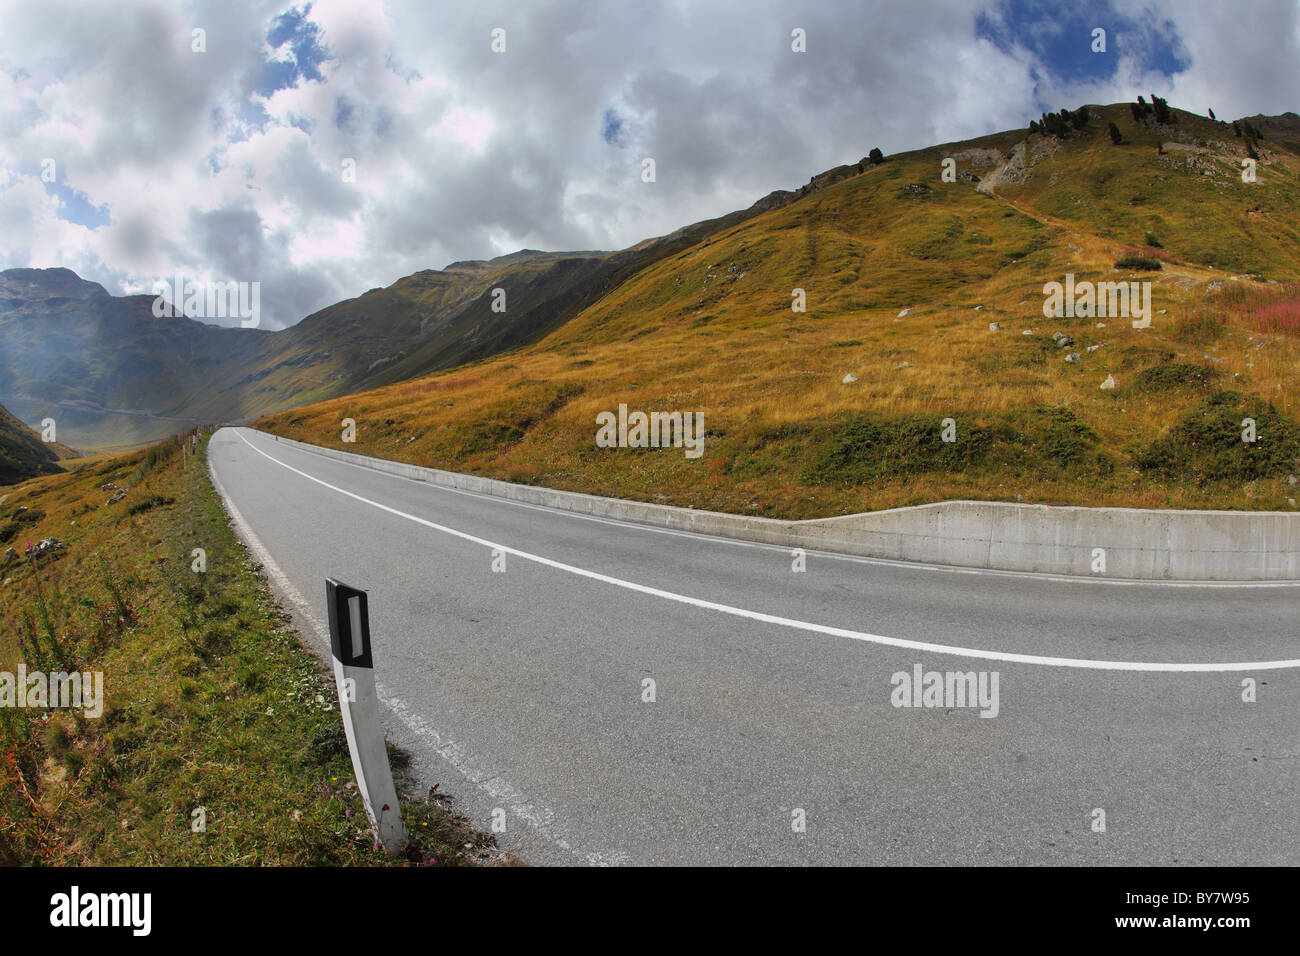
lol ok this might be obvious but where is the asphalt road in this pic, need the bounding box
[208,426,1300,866]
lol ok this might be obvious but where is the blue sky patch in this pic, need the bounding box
[976,0,1189,87]
[602,108,628,147]
[44,180,111,229]
[255,4,332,97]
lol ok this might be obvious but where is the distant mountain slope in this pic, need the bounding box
[256,102,1300,517]
[0,183,811,448]
[7,102,1300,457]
[0,402,67,485]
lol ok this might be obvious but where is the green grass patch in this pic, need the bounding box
[1134,361,1220,391]
[799,406,1112,487]
[0,433,512,866]
[1136,391,1300,483]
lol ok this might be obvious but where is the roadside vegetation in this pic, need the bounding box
[0,432,509,865]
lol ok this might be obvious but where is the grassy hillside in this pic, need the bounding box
[0,184,811,450]
[256,102,1300,518]
[0,434,509,865]
[0,402,76,485]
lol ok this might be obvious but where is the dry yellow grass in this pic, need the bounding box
[257,104,1300,519]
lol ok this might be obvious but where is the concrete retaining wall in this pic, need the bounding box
[257,430,1300,581]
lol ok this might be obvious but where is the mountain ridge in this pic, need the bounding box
[252,101,1300,517]
[5,103,1298,462]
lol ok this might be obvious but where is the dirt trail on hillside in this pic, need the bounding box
[977,160,1223,296]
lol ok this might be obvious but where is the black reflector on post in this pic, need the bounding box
[326,579,373,668]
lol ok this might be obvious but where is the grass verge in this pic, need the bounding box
[0,431,512,865]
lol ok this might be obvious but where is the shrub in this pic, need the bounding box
[127,495,175,516]
[1038,407,1101,467]
[802,413,994,485]
[1134,362,1218,391]
[1151,94,1172,124]
[1136,392,1300,483]
[0,508,45,544]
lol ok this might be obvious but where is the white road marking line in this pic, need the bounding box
[232,428,1300,673]
[208,439,609,865]
[256,428,1300,589]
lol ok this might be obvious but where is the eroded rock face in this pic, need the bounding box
[966,138,1056,196]
[950,147,1007,169]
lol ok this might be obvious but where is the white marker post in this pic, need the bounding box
[326,579,407,857]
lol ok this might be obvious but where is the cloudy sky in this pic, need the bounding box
[1,0,1296,328]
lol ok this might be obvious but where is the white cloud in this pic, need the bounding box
[0,0,1294,327]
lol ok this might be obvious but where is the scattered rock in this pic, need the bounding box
[101,480,128,505]
[24,538,65,559]
[895,361,912,369]
[841,373,858,384]
[973,305,983,311]
[3,547,15,563]
[1287,474,1297,486]
[1064,352,1082,363]
[897,308,912,318]
[1051,331,1075,348]
[1021,329,1034,336]
[1086,343,1106,353]
[1096,322,1106,328]
[1100,374,1117,390]
[988,322,1000,331]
